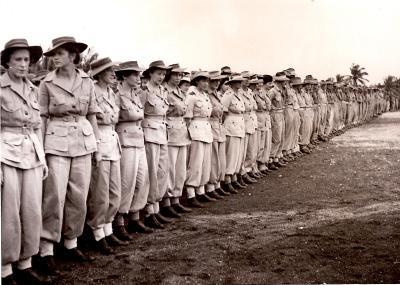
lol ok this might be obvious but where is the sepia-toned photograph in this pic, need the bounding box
[1,0,399,284]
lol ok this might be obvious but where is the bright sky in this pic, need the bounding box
[1,0,399,84]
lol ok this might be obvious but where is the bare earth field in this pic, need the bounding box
[53,112,400,284]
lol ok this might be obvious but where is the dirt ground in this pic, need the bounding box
[53,112,400,284]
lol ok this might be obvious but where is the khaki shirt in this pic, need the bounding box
[240,88,257,134]
[1,72,45,169]
[302,90,314,107]
[292,89,300,110]
[254,89,268,131]
[285,86,296,107]
[39,69,99,157]
[267,86,284,111]
[222,88,245,138]
[94,84,121,161]
[165,84,191,146]
[318,88,328,104]
[140,82,168,145]
[297,89,306,108]
[208,90,226,143]
[116,86,145,148]
[185,86,213,143]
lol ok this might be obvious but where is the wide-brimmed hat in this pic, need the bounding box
[168,63,186,73]
[284,68,296,78]
[191,71,210,83]
[180,76,191,84]
[209,70,227,80]
[116,61,144,73]
[290,77,303,86]
[262,75,273,84]
[226,75,245,85]
[241,71,252,79]
[89,57,118,77]
[221,66,232,75]
[274,72,290,82]
[145,60,171,74]
[43,36,87,57]
[249,78,263,84]
[304,75,317,85]
[1,38,43,67]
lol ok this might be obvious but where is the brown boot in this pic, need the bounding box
[186,197,204,208]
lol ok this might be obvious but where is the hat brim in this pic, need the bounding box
[115,66,144,73]
[1,45,43,67]
[90,61,119,77]
[291,82,303,86]
[171,67,186,73]
[226,79,244,84]
[209,75,227,80]
[145,65,172,74]
[191,75,209,83]
[43,42,87,56]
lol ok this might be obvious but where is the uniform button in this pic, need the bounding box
[24,136,28,139]
[23,124,27,127]
[53,104,56,106]
[23,101,27,105]
[24,111,28,115]
[74,126,77,129]
[72,105,76,108]
[51,131,54,134]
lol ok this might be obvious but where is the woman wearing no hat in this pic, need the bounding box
[184,72,214,206]
[140,61,172,228]
[39,36,100,272]
[1,39,51,284]
[161,64,192,217]
[85,57,128,255]
[113,61,153,235]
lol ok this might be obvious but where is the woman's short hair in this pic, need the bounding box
[63,45,81,65]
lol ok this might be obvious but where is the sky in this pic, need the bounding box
[1,0,399,84]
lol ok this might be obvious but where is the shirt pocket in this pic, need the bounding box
[1,96,21,112]
[1,135,24,162]
[81,122,97,152]
[45,125,69,152]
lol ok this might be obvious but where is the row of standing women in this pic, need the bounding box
[0,37,391,285]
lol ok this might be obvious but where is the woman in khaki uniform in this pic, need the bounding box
[1,39,51,285]
[206,71,229,198]
[140,61,171,228]
[268,74,288,168]
[39,37,100,271]
[161,64,192,216]
[249,78,270,174]
[114,61,154,234]
[86,57,127,255]
[184,71,214,206]
[240,73,259,184]
[221,76,246,194]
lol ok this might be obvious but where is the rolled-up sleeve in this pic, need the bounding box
[39,82,49,118]
[87,80,101,115]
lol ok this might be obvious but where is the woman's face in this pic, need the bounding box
[124,71,141,87]
[149,68,166,86]
[196,78,209,91]
[220,83,229,92]
[52,47,75,68]
[169,72,183,86]
[209,79,219,90]
[180,82,190,93]
[230,81,241,90]
[98,67,116,85]
[7,49,30,78]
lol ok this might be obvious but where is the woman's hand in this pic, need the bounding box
[42,164,49,180]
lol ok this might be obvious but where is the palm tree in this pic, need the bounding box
[79,47,98,73]
[349,63,369,86]
[384,75,397,91]
[336,74,345,83]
